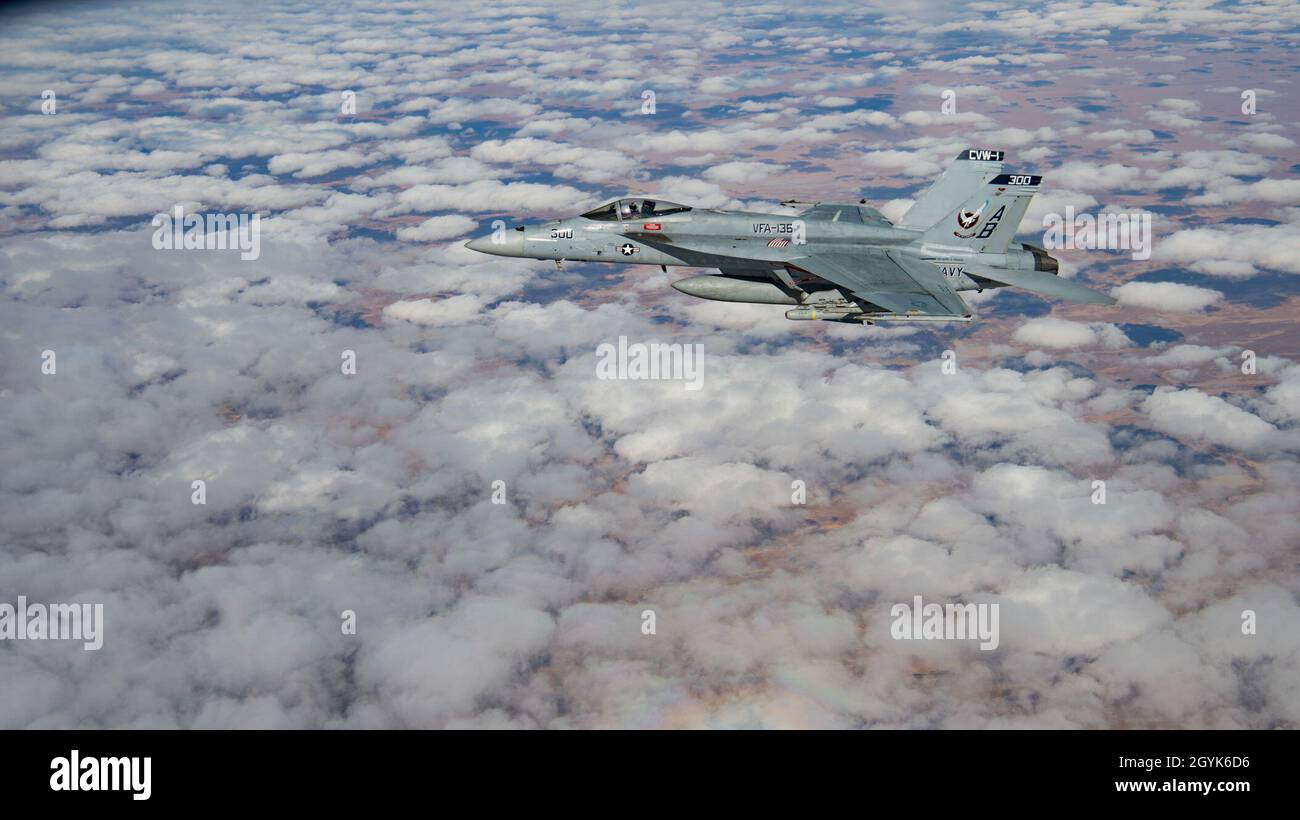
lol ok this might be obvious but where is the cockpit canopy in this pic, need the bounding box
[581,198,692,221]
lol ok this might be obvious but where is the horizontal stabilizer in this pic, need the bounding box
[966,265,1115,305]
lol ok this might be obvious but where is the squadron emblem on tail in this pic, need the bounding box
[954,199,989,237]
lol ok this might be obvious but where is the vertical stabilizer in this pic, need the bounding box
[897,149,1005,230]
[916,173,1040,254]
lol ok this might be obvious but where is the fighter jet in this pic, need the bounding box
[465,149,1114,324]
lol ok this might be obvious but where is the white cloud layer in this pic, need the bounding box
[0,0,1297,730]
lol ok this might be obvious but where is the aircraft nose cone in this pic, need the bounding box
[464,235,493,254]
[464,232,524,257]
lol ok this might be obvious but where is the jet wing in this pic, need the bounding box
[789,250,971,317]
[798,203,892,227]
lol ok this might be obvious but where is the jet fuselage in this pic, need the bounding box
[465,149,1109,324]
[467,206,1052,296]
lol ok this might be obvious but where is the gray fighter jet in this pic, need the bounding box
[465,149,1114,324]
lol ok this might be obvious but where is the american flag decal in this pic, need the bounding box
[767,238,790,248]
